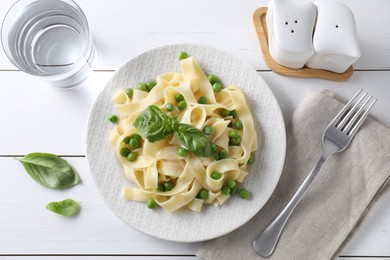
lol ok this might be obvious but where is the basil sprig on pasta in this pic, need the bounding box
[133,105,179,142]
[134,105,212,157]
[176,124,212,157]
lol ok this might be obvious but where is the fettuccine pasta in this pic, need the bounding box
[109,54,257,212]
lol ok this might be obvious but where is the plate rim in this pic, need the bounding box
[86,43,286,242]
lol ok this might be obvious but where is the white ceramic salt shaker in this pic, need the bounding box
[266,0,316,69]
[306,0,361,73]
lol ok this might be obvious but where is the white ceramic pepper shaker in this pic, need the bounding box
[266,0,317,69]
[306,0,361,73]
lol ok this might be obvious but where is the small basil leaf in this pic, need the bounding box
[46,199,80,216]
[134,105,177,142]
[176,124,213,157]
[15,153,80,189]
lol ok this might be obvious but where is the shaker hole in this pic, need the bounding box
[294,20,298,23]
[335,25,339,28]
[285,21,288,25]
[291,30,294,33]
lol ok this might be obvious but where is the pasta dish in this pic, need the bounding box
[109,53,257,212]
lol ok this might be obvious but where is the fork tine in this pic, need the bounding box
[330,89,362,127]
[347,98,377,137]
[336,91,367,129]
[342,95,372,134]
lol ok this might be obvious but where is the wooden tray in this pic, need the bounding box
[252,7,353,81]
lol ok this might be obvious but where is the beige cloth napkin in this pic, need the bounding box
[197,90,390,260]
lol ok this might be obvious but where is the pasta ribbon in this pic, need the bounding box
[110,56,258,212]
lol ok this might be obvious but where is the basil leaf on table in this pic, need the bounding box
[176,123,213,157]
[134,105,179,142]
[15,153,80,189]
[46,199,80,216]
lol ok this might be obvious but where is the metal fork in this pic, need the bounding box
[253,89,377,257]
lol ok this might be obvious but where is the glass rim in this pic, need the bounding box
[1,0,93,74]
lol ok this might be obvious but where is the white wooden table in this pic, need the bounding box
[1,0,390,259]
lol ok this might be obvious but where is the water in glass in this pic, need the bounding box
[1,0,95,88]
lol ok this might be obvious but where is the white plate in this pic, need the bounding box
[86,44,286,242]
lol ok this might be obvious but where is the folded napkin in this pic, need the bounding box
[197,90,390,260]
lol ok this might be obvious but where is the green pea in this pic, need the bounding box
[221,109,231,117]
[157,184,165,192]
[212,82,222,93]
[211,143,217,152]
[120,147,131,157]
[129,138,140,149]
[230,186,238,196]
[164,180,175,191]
[248,154,255,164]
[178,51,189,60]
[165,103,174,112]
[124,88,133,98]
[219,149,228,159]
[123,136,131,144]
[212,152,220,161]
[108,114,118,124]
[230,110,237,118]
[175,93,184,102]
[146,81,157,91]
[230,136,241,145]
[136,82,148,91]
[210,172,222,180]
[221,185,231,195]
[239,189,250,199]
[147,199,156,209]
[177,100,187,110]
[234,120,243,129]
[227,180,236,189]
[131,134,141,142]
[203,125,214,136]
[229,130,240,138]
[198,96,207,104]
[157,183,165,192]
[197,189,209,200]
[178,147,188,157]
[127,152,137,162]
[208,74,219,85]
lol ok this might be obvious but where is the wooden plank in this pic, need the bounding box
[1,256,390,259]
[1,257,198,260]
[0,0,389,70]
[1,70,389,156]
[0,71,112,156]
[259,71,390,125]
[0,157,201,255]
[1,155,390,256]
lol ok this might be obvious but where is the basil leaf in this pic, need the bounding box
[15,153,80,189]
[133,106,212,156]
[134,105,178,142]
[176,124,213,157]
[46,199,80,216]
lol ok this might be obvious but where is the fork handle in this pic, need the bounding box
[253,151,329,257]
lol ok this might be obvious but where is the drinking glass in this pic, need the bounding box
[1,0,95,89]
